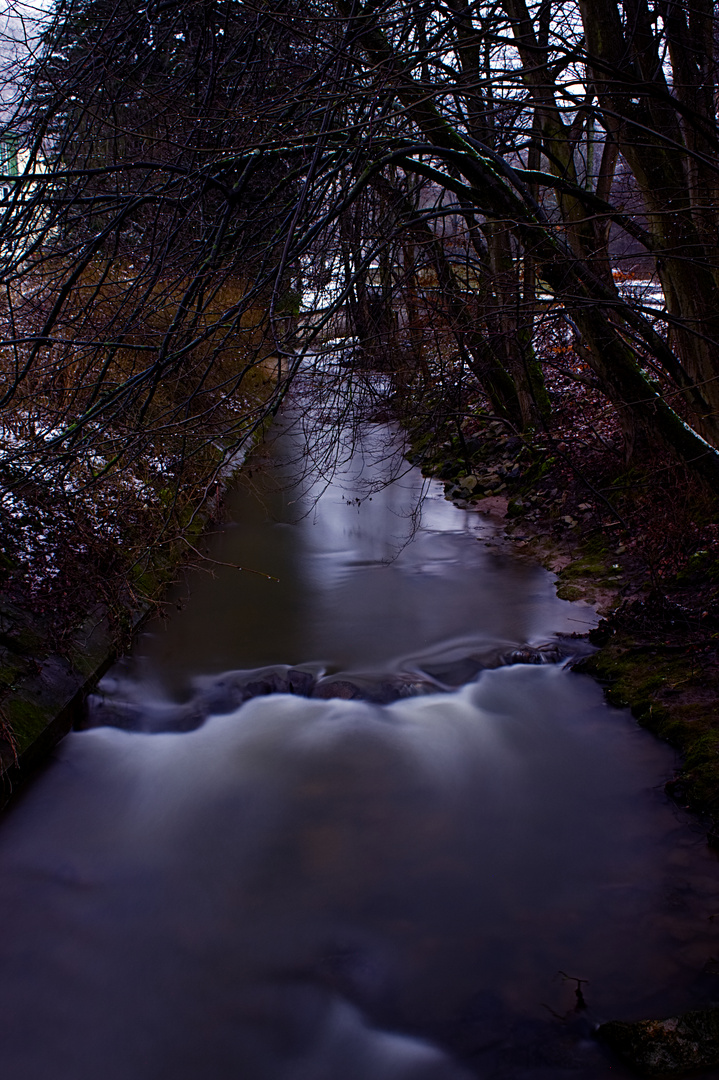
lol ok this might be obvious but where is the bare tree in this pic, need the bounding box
[2,0,719,506]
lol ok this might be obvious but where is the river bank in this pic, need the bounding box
[3,390,719,1080]
[402,413,719,1074]
[0,422,269,805]
[408,412,719,845]
[5,367,719,841]
[0,497,213,804]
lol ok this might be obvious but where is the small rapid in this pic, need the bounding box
[0,395,718,1079]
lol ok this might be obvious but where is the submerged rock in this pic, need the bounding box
[312,679,365,701]
[194,665,317,715]
[311,676,429,703]
[598,1009,719,1075]
[85,641,582,734]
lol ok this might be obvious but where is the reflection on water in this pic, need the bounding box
[121,414,595,697]
[0,404,718,1079]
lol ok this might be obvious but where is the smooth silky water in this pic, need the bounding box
[1,391,719,1079]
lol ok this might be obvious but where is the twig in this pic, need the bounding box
[558,971,589,1010]
[173,537,280,582]
[0,704,19,768]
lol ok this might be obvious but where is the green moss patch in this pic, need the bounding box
[555,583,584,602]
[4,698,53,754]
[579,630,719,827]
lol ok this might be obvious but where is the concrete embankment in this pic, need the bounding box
[0,600,148,806]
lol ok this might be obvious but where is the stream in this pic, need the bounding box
[1,374,719,1078]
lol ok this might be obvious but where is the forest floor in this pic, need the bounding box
[405,384,719,846]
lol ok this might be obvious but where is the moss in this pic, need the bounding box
[556,584,584,601]
[675,549,719,586]
[582,534,610,557]
[560,556,611,580]
[547,546,624,609]
[683,730,719,770]
[580,634,719,823]
[518,455,556,486]
[0,657,29,692]
[4,698,52,753]
[0,624,46,655]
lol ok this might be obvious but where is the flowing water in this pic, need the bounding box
[1,386,719,1079]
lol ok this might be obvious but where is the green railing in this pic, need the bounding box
[0,136,18,177]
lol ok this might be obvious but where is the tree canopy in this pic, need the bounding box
[0,0,718,492]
